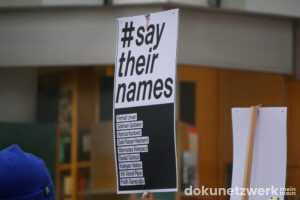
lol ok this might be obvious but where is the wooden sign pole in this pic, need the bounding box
[242,105,260,200]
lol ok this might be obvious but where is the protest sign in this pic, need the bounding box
[113,9,179,194]
[231,107,287,200]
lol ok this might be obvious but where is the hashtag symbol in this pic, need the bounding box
[121,21,135,48]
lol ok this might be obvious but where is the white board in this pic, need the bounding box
[231,107,287,200]
[113,9,179,194]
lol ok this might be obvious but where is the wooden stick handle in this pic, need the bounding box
[242,105,259,200]
[142,192,154,200]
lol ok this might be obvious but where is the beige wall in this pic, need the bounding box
[0,6,293,75]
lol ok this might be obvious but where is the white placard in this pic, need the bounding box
[231,107,287,200]
[114,9,178,109]
[113,9,179,194]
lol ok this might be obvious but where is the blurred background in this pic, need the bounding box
[0,0,300,200]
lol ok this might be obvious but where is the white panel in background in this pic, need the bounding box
[42,0,104,6]
[113,0,208,6]
[231,107,286,200]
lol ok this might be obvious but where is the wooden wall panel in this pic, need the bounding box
[288,168,300,199]
[287,81,300,167]
[287,81,300,198]
[78,68,98,131]
[219,70,286,162]
[179,66,219,164]
[179,66,219,192]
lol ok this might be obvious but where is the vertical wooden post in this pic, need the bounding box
[71,70,79,200]
[242,106,259,200]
